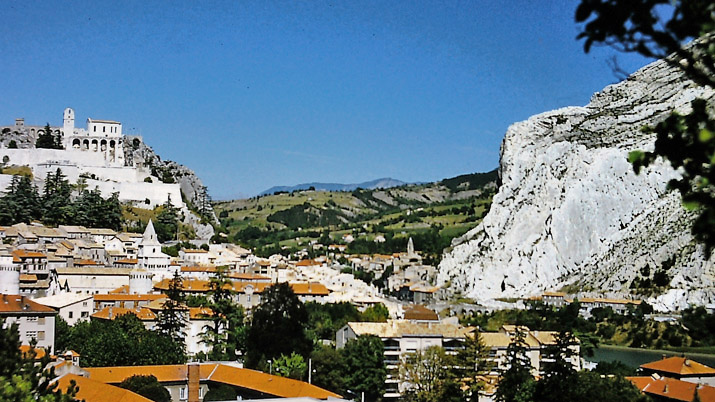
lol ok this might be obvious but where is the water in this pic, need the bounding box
[588,345,715,369]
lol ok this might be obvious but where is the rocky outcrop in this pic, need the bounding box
[126,140,216,240]
[437,54,715,311]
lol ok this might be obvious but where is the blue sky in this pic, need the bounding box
[0,1,651,199]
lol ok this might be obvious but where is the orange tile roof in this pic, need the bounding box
[108,285,130,294]
[627,376,712,402]
[229,273,271,280]
[12,249,47,258]
[0,294,57,314]
[86,363,341,399]
[296,259,321,267]
[91,306,156,321]
[181,265,216,272]
[182,249,208,253]
[114,258,138,264]
[699,385,715,402]
[75,259,101,266]
[94,294,166,302]
[55,373,154,402]
[19,345,53,361]
[291,282,330,296]
[19,274,38,282]
[641,357,715,376]
[189,307,213,320]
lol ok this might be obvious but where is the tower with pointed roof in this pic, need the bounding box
[137,220,171,273]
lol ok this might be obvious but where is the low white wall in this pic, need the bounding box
[85,179,183,209]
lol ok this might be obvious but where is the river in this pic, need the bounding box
[588,344,715,369]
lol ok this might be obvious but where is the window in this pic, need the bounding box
[38,331,45,341]
[38,317,45,325]
[81,311,89,318]
[26,331,37,339]
[68,312,74,319]
[179,387,187,400]
[82,301,88,307]
[102,127,106,133]
[27,316,37,322]
[93,126,96,132]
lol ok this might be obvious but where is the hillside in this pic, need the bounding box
[259,178,407,196]
[213,169,498,260]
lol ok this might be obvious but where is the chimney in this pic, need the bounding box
[188,362,200,402]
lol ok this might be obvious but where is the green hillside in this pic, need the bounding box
[213,169,498,262]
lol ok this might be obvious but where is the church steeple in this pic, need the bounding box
[142,219,160,245]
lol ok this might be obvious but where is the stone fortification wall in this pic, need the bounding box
[84,179,182,209]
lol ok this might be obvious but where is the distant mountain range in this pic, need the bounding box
[259,178,407,196]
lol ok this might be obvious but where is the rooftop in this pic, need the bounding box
[0,294,57,314]
[641,356,715,376]
[347,320,471,339]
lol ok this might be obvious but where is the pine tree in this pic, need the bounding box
[157,271,187,349]
[495,327,535,402]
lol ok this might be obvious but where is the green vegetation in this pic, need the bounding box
[58,313,186,367]
[463,301,715,353]
[119,375,171,402]
[35,123,63,149]
[0,318,80,401]
[305,301,389,341]
[0,170,123,230]
[214,170,497,261]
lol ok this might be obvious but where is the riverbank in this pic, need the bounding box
[588,344,715,369]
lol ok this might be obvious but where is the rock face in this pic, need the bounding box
[437,56,715,311]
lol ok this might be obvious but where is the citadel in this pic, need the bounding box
[0,107,181,209]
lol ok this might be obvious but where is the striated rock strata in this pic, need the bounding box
[437,55,715,311]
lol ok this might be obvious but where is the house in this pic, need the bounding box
[0,294,57,353]
[33,292,94,325]
[640,357,715,387]
[336,319,472,400]
[56,267,133,294]
[628,375,715,402]
[85,362,341,402]
[180,249,211,266]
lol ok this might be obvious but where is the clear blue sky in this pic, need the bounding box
[0,1,651,199]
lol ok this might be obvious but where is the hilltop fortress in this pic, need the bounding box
[0,107,182,209]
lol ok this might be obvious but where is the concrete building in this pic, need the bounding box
[0,294,57,353]
[138,220,172,274]
[336,319,472,400]
[33,292,93,325]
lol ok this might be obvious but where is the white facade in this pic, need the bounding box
[33,293,93,326]
[0,295,57,353]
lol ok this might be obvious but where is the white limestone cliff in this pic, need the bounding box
[437,55,715,311]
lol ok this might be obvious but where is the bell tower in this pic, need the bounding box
[63,107,75,148]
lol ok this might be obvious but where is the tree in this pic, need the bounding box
[342,335,386,402]
[457,332,493,402]
[576,0,715,254]
[533,331,579,402]
[495,327,535,402]
[361,303,390,322]
[156,271,186,349]
[66,313,185,367]
[273,352,307,380]
[42,168,74,226]
[399,346,461,402]
[201,266,245,361]
[119,375,171,402]
[155,198,179,242]
[36,123,62,149]
[54,315,72,354]
[245,282,311,368]
[310,344,347,396]
[0,174,41,225]
[0,318,80,401]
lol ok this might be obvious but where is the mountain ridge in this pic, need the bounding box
[258,178,408,196]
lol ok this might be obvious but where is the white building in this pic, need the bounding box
[0,294,57,353]
[137,220,172,275]
[33,292,94,326]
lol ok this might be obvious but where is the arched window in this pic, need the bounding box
[82,139,89,150]
[72,139,80,149]
[91,139,98,151]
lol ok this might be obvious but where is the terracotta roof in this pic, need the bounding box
[75,259,101,266]
[189,307,213,320]
[296,259,321,267]
[641,357,715,376]
[19,345,53,361]
[94,294,165,302]
[181,265,216,272]
[114,258,138,264]
[182,249,208,253]
[627,376,715,402]
[12,249,46,258]
[403,305,439,321]
[542,292,566,297]
[19,274,38,282]
[86,363,340,399]
[229,273,271,281]
[92,306,156,321]
[108,285,130,294]
[291,282,330,296]
[0,294,57,314]
[55,373,153,402]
